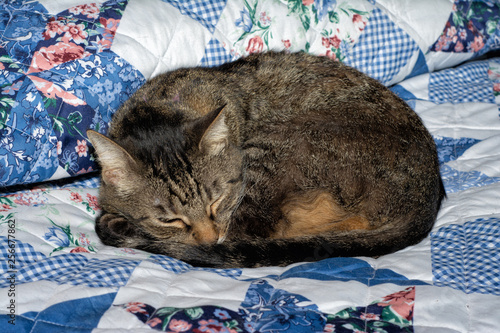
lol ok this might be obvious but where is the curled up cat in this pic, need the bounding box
[87,51,445,268]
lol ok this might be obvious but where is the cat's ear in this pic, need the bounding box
[197,105,229,155]
[86,130,138,187]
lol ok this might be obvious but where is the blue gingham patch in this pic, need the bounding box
[162,0,227,33]
[0,236,46,273]
[344,7,419,85]
[431,217,500,295]
[65,257,140,287]
[429,61,495,104]
[148,254,242,279]
[148,254,193,273]
[60,174,101,190]
[0,252,140,288]
[200,38,233,67]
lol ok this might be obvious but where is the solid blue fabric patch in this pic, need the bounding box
[0,292,116,333]
[0,313,36,333]
[390,84,417,102]
[260,257,427,286]
[404,49,429,80]
[390,84,417,109]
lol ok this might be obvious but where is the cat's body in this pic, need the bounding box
[87,52,444,268]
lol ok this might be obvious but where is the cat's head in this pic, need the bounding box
[87,106,245,248]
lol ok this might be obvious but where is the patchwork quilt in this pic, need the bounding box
[1,0,500,332]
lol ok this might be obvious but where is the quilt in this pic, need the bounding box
[1,0,500,332]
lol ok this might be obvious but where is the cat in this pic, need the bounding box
[87,51,445,268]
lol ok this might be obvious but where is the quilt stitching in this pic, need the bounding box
[431,217,500,295]
[439,164,500,194]
[344,7,419,85]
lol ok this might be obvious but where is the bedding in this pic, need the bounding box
[1,0,499,332]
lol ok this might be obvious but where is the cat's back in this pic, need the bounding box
[215,52,422,134]
[110,52,415,134]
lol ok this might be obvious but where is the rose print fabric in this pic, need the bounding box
[430,0,500,54]
[0,0,144,187]
[121,284,416,332]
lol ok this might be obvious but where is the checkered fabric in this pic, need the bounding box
[148,254,192,273]
[344,8,420,85]
[148,254,242,279]
[431,217,500,295]
[67,257,140,287]
[0,251,140,288]
[429,61,495,104]
[61,175,101,190]
[162,0,227,33]
[200,38,234,67]
[0,236,46,273]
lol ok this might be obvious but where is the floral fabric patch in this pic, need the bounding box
[121,303,246,332]
[0,0,145,187]
[430,0,500,54]
[121,281,416,332]
[227,0,372,61]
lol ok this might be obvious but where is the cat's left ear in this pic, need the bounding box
[86,130,138,187]
[197,105,229,155]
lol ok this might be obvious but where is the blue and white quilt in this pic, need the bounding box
[1,0,499,332]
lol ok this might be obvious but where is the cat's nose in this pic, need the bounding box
[191,219,219,244]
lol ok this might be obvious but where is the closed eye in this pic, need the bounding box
[227,176,242,184]
[209,195,225,219]
[157,218,186,228]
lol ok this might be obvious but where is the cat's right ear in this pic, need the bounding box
[86,130,138,187]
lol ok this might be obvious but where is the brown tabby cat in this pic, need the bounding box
[87,51,444,268]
